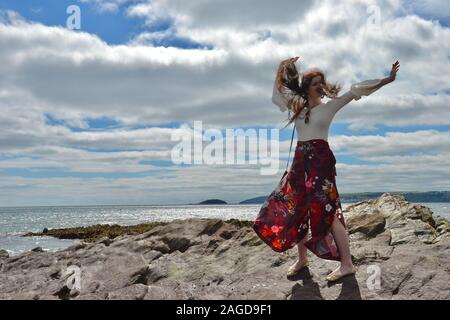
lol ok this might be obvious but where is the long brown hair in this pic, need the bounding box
[277,61,341,128]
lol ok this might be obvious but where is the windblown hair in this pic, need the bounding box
[276,61,341,128]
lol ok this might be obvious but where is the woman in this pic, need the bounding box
[262,56,399,282]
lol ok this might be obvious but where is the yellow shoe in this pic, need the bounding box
[286,260,309,277]
[326,266,357,282]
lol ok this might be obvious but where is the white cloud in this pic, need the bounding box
[126,0,316,28]
[1,4,449,129]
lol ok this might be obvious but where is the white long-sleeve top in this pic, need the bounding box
[272,74,382,142]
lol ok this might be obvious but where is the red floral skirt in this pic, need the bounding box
[253,139,345,261]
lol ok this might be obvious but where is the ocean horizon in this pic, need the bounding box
[1,202,449,256]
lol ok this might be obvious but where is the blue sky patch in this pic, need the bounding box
[1,0,157,44]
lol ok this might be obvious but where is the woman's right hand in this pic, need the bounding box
[277,57,300,76]
[276,57,300,88]
[280,56,300,66]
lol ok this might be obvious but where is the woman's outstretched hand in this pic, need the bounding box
[358,60,400,91]
[389,60,400,82]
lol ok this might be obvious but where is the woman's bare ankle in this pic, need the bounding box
[340,260,354,270]
[297,256,308,265]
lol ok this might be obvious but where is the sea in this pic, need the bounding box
[0,202,449,256]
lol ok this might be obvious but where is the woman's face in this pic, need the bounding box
[308,75,324,99]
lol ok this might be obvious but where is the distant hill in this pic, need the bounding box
[339,191,450,203]
[239,196,267,204]
[239,191,450,204]
[196,199,228,205]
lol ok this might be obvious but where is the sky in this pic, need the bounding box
[0,0,449,206]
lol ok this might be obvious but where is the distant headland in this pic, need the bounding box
[193,191,450,205]
[192,199,228,205]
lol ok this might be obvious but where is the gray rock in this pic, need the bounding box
[96,237,113,247]
[347,210,385,237]
[0,193,448,300]
[0,249,9,259]
[107,284,149,300]
[144,285,182,300]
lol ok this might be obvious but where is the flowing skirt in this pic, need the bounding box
[253,139,345,261]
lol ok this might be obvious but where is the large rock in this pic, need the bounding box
[0,193,448,300]
[347,210,385,237]
[345,193,446,245]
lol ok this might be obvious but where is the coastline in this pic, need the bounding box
[0,200,449,256]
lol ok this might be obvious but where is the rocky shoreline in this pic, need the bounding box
[0,193,449,300]
[22,221,171,243]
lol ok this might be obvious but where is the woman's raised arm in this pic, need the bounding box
[271,57,300,112]
[356,60,400,94]
[328,60,400,113]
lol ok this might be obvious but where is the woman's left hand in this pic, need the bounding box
[389,60,400,82]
